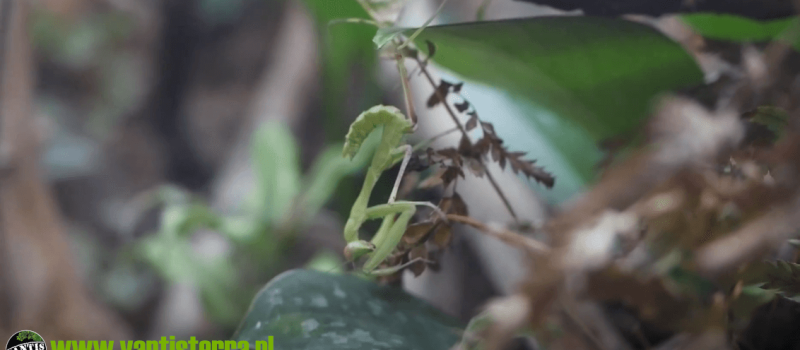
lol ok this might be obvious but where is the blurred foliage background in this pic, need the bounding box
[2,0,800,348]
[3,0,451,340]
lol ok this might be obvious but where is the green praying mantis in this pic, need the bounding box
[336,3,452,275]
[341,104,446,276]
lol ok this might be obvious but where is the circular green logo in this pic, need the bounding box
[6,331,46,350]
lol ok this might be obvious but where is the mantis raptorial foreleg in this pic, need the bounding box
[360,202,438,276]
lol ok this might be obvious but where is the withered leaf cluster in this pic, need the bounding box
[423,78,555,189]
[426,79,463,108]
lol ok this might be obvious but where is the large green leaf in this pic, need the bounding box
[514,0,796,20]
[233,269,463,350]
[394,17,703,201]
[680,14,799,49]
[408,17,703,142]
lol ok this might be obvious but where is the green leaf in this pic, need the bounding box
[738,260,800,298]
[409,17,702,141]
[730,284,778,321]
[233,269,463,350]
[399,17,703,202]
[680,14,800,49]
[767,261,800,297]
[138,191,225,283]
[137,232,196,283]
[251,121,301,225]
[138,209,248,326]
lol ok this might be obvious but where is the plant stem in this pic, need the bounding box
[395,53,417,125]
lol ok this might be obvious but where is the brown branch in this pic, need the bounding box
[446,214,550,255]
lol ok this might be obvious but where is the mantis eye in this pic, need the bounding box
[344,241,376,262]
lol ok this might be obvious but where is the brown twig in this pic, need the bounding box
[446,214,550,255]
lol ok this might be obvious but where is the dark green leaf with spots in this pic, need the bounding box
[233,269,463,350]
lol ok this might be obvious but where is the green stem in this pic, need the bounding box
[398,0,450,50]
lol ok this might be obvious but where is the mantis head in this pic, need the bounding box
[342,105,414,159]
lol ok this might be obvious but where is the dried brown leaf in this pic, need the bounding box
[466,115,479,131]
[475,136,492,155]
[451,192,469,216]
[455,100,471,113]
[508,154,555,188]
[409,246,429,277]
[491,142,503,164]
[441,166,462,188]
[466,158,485,177]
[436,148,460,162]
[426,80,453,108]
[481,121,496,135]
[432,224,453,248]
[458,134,472,155]
[403,222,436,246]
